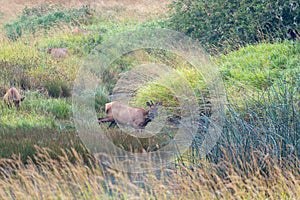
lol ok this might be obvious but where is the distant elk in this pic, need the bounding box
[48,48,70,60]
[3,87,25,109]
[71,27,92,35]
[98,101,162,129]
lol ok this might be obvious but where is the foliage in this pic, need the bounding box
[0,41,41,89]
[197,77,300,168]
[0,93,74,161]
[0,2,299,199]
[216,41,300,96]
[134,66,208,112]
[38,32,103,56]
[44,81,71,98]
[95,86,110,112]
[129,42,300,168]
[4,4,95,40]
[168,0,300,53]
[0,39,75,92]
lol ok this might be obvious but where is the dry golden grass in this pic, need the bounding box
[0,0,172,24]
[0,147,299,199]
[94,0,172,21]
[0,0,87,23]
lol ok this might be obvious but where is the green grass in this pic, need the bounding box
[216,41,300,97]
[4,4,95,41]
[0,3,299,199]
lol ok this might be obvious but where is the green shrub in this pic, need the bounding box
[43,99,71,120]
[215,41,300,99]
[44,81,71,98]
[134,66,209,114]
[4,4,95,40]
[168,0,300,53]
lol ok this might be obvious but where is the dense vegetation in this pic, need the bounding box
[0,1,299,199]
[168,0,300,53]
[5,4,95,41]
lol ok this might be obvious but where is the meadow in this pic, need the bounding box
[0,0,299,199]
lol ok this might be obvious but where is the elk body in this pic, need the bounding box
[98,101,162,129]
[3,87,25,109]
[71,27,92,35]
[48,48,69,60]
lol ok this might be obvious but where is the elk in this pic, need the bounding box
[48,48,69,60]
[98,101,162,129]
[71,27,92,35]
[3,87,25,109]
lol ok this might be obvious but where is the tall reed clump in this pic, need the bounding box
[190,76,300,174]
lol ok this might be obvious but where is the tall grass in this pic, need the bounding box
[197,76,300,172]
[0,147,299,199]
[0,2,299,199]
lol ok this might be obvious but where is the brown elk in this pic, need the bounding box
[98,101,162,129]
[48,48,69,60]
[3,87,25,109]
[71,27,92,35]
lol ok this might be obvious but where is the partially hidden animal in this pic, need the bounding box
[71,27,92,35]
[3,87,25,109]
[98,101,162,129]
[48,48,69,60]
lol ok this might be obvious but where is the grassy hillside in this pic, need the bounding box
[0,1,299,199]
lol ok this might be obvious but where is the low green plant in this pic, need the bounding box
[95,86,110,112]
[4,4,95,40]
[44,81,71,98]
[37,32,103,56]
[215,41,300,101]
[134,66,209,114]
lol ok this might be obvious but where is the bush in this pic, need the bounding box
[134,66,208,111]
[44,81,71,98]
[168,0,300,53]
[4,4,95,40]
[215,41,300,100]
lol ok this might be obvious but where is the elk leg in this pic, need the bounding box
[98,117,113,123]
[108,121,117,128]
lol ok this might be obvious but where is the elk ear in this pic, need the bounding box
[47,48,52,54]
[146,102,151,107]
[21,97,25,102]
[157,102,162,106]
